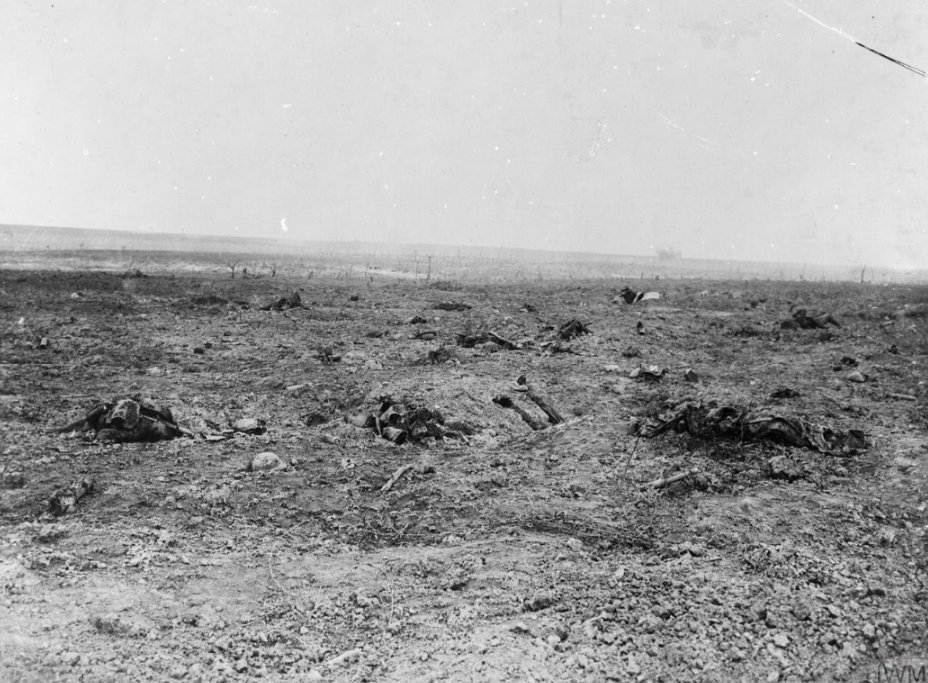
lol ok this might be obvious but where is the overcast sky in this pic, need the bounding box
[2,1,925,267]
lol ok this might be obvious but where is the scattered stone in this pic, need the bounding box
[767,455,804,481]
[247,452,284,472]
[523,594,556,612]
[791,603,811,621]
[846,371,866,383]
[772,633,789,648]
[231,417,267,435]
[511,621,534,635]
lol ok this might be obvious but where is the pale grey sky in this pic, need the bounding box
[1,1,926,267]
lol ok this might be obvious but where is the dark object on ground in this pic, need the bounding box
[347,397,466,444]
[456,332,489,348]
[516,376,564,425]
[770,387,801,399]
[617,287,660,304]
[408,315,429,324]
[435,301,472,311]
[493,395,548,431]
[622,346,641,358]
[493,377,563,430]
[523,594,556,612]
[733,325,765,338]
[456,331,519,350]
[427,346,456,364]
[191,294,228,306]
[629,364,666,381]
[302,413,327,427]
[56,398,192,443]
[49,478,95,515]
[488,332,519,350]
[521,303,537,313]
[558,319,590,340]
[787,308,841,330]
[316,347,341,363]
[349,294,360,302]
[636,321,645,335]
[414,330,438,341]
[542,341,577,355]
[261,291,302,311]
[683,369,699,382]
[634,402,867,455]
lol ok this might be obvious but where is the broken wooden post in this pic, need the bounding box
[381,464,414,493]
[643,468,698,490]
[517,377,563,425]
[492,395,547,431]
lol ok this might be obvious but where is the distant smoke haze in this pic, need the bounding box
[1,1,925,268]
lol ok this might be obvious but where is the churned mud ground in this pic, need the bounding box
[1,269,927,682]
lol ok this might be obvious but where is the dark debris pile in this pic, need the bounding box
[347,397,475,445]
[633,401,867,455]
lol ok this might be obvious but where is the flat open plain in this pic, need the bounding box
[1,262,927,682]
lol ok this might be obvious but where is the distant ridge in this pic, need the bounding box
[1,223,924,283]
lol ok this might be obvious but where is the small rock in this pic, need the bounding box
[307,671,323,681]
[750,601,767,621]
[234,658,248,672]
[683,369,699,382]
[862,623,877,640]
[767,455,803,481]
[248,452,283,472]
[772,633,789,648]
[791,604,811,621]
[626,655,641,675]
[640,614,663,633]
[651,604,672,619]
[846,371,866,383]
[523,594,556,612]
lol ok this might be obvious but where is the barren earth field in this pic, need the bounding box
[1,266,927,682]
